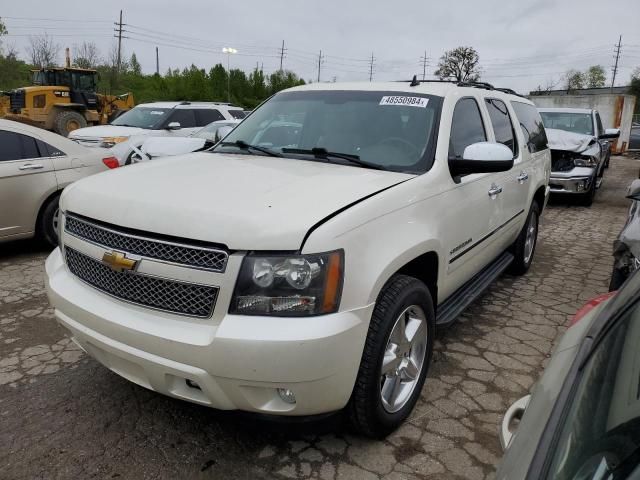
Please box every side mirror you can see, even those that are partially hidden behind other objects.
[166,122,181,130]
[449,142,514,178]
[600,128,620,140]
[628,179,640,198]
[214,125,233,143]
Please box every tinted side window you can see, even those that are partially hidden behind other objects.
[36,139,65,157]
[449,98,486,159]
[0,131,23,161]
[511,102,548,153]
[595,112,604,137]
[168,109,197,128]
[19,134,40,158]
[485,99,516,156]
[195,109,225,126]
[229,110,246,119]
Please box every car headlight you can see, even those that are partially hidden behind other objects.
[100,136,129,148]
[230,250,344,316]
[573,155,598,168]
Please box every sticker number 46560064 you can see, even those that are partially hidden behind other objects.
[379,96,429,108]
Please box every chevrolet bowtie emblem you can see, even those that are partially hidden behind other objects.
[102,251,138,273]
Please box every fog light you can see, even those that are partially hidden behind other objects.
[277,388,296,404]
[576,181,585,191]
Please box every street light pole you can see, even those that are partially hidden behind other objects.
[222,47,237,103]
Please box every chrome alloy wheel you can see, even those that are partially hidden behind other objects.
[523,210,538,264]
[380,305,428,413]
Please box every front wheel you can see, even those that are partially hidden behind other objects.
[38,194,61,247]
[509,201,540,275]
[348,275,434,438]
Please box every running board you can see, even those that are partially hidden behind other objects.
[436,251,514,327]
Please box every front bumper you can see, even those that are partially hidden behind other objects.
[549,167,595,194]
[45,248,371,415]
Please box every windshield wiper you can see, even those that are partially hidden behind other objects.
[281,147,384,170]
[219,140,282,157]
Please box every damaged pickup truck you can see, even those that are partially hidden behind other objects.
[540,108,620,206]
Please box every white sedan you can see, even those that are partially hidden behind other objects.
[0,119,118,246]
[130,120,240,163]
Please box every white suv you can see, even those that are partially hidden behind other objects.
[68,101,246,164]
[46,81,550,437]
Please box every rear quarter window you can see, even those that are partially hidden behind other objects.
[511,102,548,153]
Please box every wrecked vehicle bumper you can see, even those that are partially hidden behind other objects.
[549,167,596,194]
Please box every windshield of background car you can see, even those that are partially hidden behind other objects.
[546,299,640,480]
[540,112,594,136]
[214,90,443,173]
[110,107,171,129]
[229,110,246,119]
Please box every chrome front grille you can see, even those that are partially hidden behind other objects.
[65,215,228,272]
[65,247,218,317]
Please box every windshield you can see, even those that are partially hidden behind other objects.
[110,107,171,129]
[540,112,594,136]
[546,299,640,479]
[193,121,237,141]
[229,110,246,119]
[213,90,442,173]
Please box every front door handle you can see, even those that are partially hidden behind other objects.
[19,163,44,171]
[516,172,529,184]
[488,184,503,198]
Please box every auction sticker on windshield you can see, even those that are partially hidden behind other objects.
[379,96,429,108]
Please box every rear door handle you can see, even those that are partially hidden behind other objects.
[488,184,503,198]
[19,163,44,171]
[516,172,529,184]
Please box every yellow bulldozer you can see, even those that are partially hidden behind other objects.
[0,66,134,136]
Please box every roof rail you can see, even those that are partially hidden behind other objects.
[179,101,191,105]
[494,87,527,98]
[457,81,494,90]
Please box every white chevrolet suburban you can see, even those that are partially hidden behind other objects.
[45,80,550,437]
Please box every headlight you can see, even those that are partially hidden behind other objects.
[230,250,344,316]
[100,136,129,148]
[573,155,598,168]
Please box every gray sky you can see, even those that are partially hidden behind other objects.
[4,0,640,93]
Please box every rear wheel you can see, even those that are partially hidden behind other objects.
[509,201,540,275]
[38,194,61,247]
[348,275,434,438]
[54,110,87,136]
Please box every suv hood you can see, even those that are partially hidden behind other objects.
[69,125,150,139]
[546,128,597,153]
[61,152,413,250]
[140,137,208,158]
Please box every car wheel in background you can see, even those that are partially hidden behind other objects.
[54,110,88,137]
[38,194,61,247]
[580,180,597,207]
[348,274,434,438]
[509,201,540,275]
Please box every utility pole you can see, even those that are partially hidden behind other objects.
[317,50,324,83]
[279,40,286,72]
[368,52,375,82]
[611,35,622,90]
[420,51,429,81]
[114,10,124,74]
[155,46,159,75]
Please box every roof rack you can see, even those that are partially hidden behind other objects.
[399,76,526,97]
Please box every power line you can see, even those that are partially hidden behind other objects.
[368,52,375,82]
[611,35,622,89]
[114,10,125,74]
[279,40,286,71]
[420,50,429,80]
[317,50,324,82]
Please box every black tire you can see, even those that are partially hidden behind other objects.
[54,110,87,136]
[579,182,596,207]
[609,266,627,291]
[38,194,60,247]
[509,201,540,275]
[348,275,435,438]
[604,152,610,169]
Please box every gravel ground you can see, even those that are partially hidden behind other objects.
[1,156,638,480]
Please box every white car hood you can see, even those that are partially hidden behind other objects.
[546,128,597,153]
[141,137,208,158]
[69,125,149,139]
[61,153,413,250]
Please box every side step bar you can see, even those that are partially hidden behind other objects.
[435,251,514,327]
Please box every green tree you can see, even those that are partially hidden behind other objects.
[564,69,584,90]
[208,64,227,101]
[434,46,481,82]
[585,65,606,88]
[130,53,142,76]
